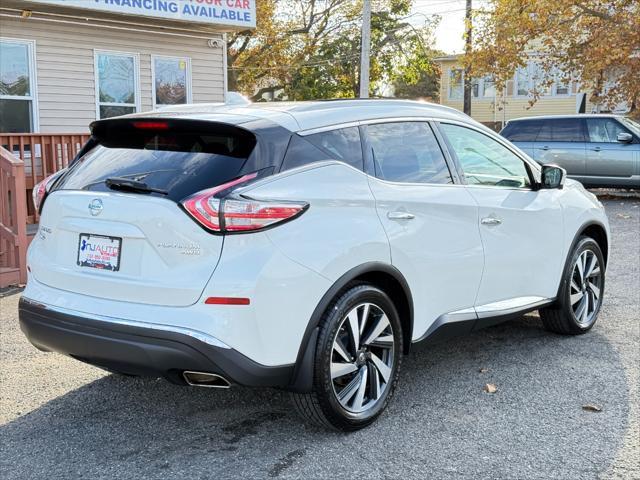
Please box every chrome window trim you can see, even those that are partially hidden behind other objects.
[297,116,544,190]
[297,121,362,136]
[21,297,231,349]
[297,116,438,136]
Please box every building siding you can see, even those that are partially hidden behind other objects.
[437,58,594,128]
[1,16,224,133]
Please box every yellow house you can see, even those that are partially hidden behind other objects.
[435,54,591,131]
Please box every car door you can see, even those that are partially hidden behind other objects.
[363,121,484,340]
[585,117,637,182]
[438,121,565,313]
[533,118,587,177]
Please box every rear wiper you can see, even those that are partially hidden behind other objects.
[105,177,168,195]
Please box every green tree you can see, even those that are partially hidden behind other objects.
[227,0,441,100]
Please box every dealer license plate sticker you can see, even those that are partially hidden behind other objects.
[77,234,122,271]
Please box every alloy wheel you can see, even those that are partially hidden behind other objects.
[570,249,602,326]
[330,302,395,413]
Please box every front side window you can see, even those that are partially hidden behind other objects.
[440,123,531,188]
[587,118,633,143]
[536,118,585,142]
[95,51,139,119]
[153,56,190,106]
[366,122,452,184]
[0,39,36,133]
[449,69,464,100]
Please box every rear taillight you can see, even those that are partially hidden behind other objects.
[32,170,65,212]
[181,174,308,233]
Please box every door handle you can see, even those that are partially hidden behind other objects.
[592,147,601,152]
[481,217,502,226]
[541,146,550,151]
[387,211,415,220]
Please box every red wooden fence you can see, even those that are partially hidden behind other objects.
[0,133,90,223]
[0,146,28,287]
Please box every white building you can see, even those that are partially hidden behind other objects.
[0,0,256,133]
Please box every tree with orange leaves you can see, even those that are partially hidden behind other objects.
[466,0,639,114]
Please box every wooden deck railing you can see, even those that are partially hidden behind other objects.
[0,133,90,222]
[0,146,28,287]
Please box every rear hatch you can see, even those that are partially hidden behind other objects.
[30,118,257,306]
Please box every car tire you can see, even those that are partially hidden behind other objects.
[539,236,605,335]
[292,284,403,431]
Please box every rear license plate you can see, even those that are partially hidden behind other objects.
[77,234,122,271]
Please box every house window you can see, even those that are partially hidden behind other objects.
[472,75,496,99]
[448,68,464,100]
[515,65,529,96]
[152,56,191,107]
[482,76,496,98]
[553,69,570,95]
[0,38,37,133]
[95,51,139,119]
[515,60,572,98]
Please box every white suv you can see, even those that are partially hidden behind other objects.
[19,100,610,431]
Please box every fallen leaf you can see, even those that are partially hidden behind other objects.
[479,368,489,374]
[484,383,497,394]
[616,213,631,219]
[582,404,602,412]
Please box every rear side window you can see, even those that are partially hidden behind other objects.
[501,120,543,141]
[56,120,257,201]
[366,122,452,184]
[281,127,363,171]
[536,118,585,142]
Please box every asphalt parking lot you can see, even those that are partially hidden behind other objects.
[1,196,638,480]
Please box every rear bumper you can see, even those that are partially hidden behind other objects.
[18,297,294,388]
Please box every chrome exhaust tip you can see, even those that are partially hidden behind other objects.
[183,371,231,388]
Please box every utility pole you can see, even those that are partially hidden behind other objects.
[463,0,472,115]
[359,0,371,98]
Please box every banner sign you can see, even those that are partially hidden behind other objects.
[25,0,256,28]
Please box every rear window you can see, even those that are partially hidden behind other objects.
[501,120,543,142]
[55,120,257,201]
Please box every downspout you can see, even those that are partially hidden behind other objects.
[223,33,228,102]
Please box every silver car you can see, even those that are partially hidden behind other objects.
[501,114,640,188]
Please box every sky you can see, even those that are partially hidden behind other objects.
[411,0,487,54]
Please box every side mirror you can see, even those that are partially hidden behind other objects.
[617,132,633,143]
[540,164,566,189]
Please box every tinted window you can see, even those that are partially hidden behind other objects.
[366,122,452,184]
[587,118,632,143]
[282,127,363,172]
[536,118,585,142]
[440,123,531,188]
[501,120,543,141]
[56,120,256,201]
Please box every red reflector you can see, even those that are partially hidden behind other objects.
[205,297,251,305]
[132,121,169,130]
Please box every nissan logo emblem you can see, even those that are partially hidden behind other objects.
[88,199,103,216]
